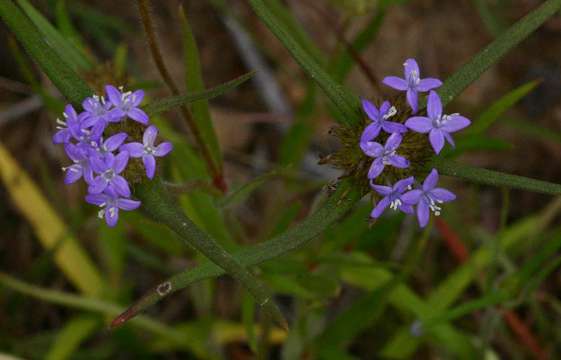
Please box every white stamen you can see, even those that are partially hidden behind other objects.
[383,106,397,120]
[97,209,105,219]
[56,118,66,126]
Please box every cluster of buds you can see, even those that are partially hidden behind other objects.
[361,59,471,227]
[52,85,173,227]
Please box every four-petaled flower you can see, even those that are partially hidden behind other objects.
[360,99,407,143]
[52,105,83,144]
[362,133,409,179]
[91,132,128,158]
[121,125,173,179]
[383,58,442,114]
[89,151,131,197]
[105,85,149,125]
[81,94,121,134]
[402,169,456,227]
[86,189,141,227]
[370,177,415,218]
[405,91,471,154]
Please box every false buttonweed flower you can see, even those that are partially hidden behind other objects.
[320,58,471,227]
[52,85,173,227]
[382,58,442,113]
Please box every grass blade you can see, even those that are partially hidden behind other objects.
[0,144,104,296]
[16,0,92,71]
[143,72,254,116]
[438,0,561,107]
[0,0,92,105]
[247,0,362,127]
[433,159,561,195]
[467,80,539,135]
[180,5,223,168]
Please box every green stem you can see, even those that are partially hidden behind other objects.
[128,178,287,329]
[112,179,362,323]
[433,159,561,195]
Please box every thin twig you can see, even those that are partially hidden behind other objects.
[136,0,225,191]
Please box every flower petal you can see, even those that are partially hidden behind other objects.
[423,169,439,191]
[385,133,402,151]
[403,58,420,78]
[416,199,430,227]
[64,165,83,184]
[406,89,418,113]
[117,198,142,211]
[417,78,442,92]
[88,176,108,194]
[441,114,471,133]
[431,188,456,202]
[429,129,445,154]
[361,98,380,121]
[105,85,122,106]
[111,175,131,197]
[401,189,422,205]
[427,91,442,120]
[381,121,407,134]
[121,142,144,158]
[388,155,409,169]
[360,123,381,144]
[361,141,384,158]
[89,156,107,174]
[154,142,173,157]
[379,101,391,116]
[131,90,145,107]
[104,133,128,151]
[443,131,456,147]
[105,206,119,227]
[64,143,82,161]
[52,129,70,144]
[399,204,414,214]
[371,196,390,218]
[382,76,408,91]
[405,116,433,133]
[368,159,384,179]
[371,184,392,196]
[128,108,149,124]
[394,177,415,192]
[143,155,156,179]
[114,151,129,174]
[85,193,108,206]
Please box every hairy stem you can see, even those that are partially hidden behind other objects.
[136,0,225,191]
[123,178,287,328]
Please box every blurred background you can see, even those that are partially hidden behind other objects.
[1,0,561,359]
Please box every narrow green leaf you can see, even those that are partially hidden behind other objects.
[16,0,92,70]
[180,6,223,168]
[433,159,561,195]
[143,72,254,117]
[505,117,561,145]
[472,0,506,37]
[438,0,561,107]
[0,0,92,105]
[242,293,258,352]
[247,0,362,127]
[467,80,539,134]
[45,316,99,360]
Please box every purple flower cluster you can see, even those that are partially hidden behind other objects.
[362,59,470,227]
[53,85,173,227]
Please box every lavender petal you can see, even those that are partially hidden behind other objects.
[417,78,442,92]
[431,188,456,202]
[423,169,439,191]
[416,199,430,227]
[143,155,156,179]
[441,115,471,133]
[368,159,385,179]
[371,196,391,218]
[154,142,173,157]
[128,108,149,124]
[429,129,445,154]
[382,76,408,91]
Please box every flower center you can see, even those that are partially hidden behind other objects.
[390,198,402,211]
[382,150,396,165]
[144,145,156,155]
[103,169,115,181]
[408,70,420,87]
[425,193,443,216]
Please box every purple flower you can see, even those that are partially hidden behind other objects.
[402,169,456,227]
[62,143,94,184]
[105,85,149,125]
[86,189,141,227]
[52,105,82,144]
[360,99,407,143]
[370,177,415,218]
[405,91,471,154]
[89,132,128,158]
[81,94,121,134]
[89,151,131,197]
[382,58,442,113]
[121,125,173,179]
[361,133,409,179]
